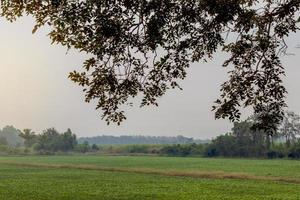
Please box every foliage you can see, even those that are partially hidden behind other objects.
[78,135,197,145]
[0,145,30,155]
[204,134,236,157]
[74,141,91,153]
[91,144,100,151]
[19,129,37,148]
[204,114,300,159]
[278,111,300,147]
[205,120,269,157]
[0,126,23,147]
[2,116,300,158]
[0,137,8,146]
[97,144,160,155]
[1,1,299,129]
[34,128,77,153]
[205,120,267,157]
[287,139,300,158]
[160,143,206,156]
[264,142,285,159]
[232,120,267,156]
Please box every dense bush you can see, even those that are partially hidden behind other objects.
[0,145,30,155]
[96,144,163,155]
[74,142,91,153]
[267,151,285,159]
[287,140,300,159]
[160,144,207,157]
[204,134,236,157]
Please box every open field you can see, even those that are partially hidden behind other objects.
[0,156,300,200]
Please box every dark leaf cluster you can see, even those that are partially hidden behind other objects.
[1,0,299,130]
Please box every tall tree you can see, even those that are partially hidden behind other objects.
[279,111,300,147]
[62,128,77,151]
[232,120,267,156]
[35,128,77,152]
[19,129,37,148]
[1,1,299,130]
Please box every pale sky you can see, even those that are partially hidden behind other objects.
[0,17,299,139]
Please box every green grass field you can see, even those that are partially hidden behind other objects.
[0,155,299,200]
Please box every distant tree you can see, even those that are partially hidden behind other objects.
[206,134,237,157]
[37,128,61,152]
[61,129,77,151]
[231,121,252,156]
[247,114,276,149]
[36,128,77,152]
[279,111,300,147]
[232,120,267,156]
[0,126,23,146]
[19,129,37,148]
[1,1,299,129]
[206,120,268,158]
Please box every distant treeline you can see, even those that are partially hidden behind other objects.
[172,111,300,159]
[1,110,300,159]
[78,135,209,145]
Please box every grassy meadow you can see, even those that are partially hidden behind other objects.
[0,155,300,200]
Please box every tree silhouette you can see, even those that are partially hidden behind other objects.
[1,0,299,130]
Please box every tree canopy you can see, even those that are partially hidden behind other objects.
[0,125,23,146]
[19,129,36,148]
[1,0,299,131]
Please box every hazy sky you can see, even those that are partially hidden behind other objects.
[0,17,299,139]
